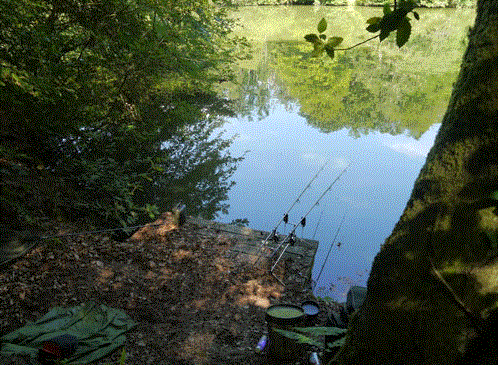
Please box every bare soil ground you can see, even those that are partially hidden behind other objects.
[0,215,341,365]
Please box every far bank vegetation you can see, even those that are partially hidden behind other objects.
[230,0,475,8]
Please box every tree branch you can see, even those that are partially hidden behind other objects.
[334,34,379,51]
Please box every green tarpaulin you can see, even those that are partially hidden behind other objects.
[0,302,137,364]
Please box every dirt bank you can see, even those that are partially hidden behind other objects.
[0,216,340,365]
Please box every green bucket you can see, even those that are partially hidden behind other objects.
[265,304,306,360]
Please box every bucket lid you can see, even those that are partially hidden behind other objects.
[301,300,320,316]
[266,304,304,325]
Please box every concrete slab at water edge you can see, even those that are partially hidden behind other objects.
[189,216,319,288]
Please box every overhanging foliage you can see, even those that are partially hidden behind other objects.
[0,0,248,228]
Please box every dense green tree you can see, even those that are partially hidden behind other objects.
[0,0,248,228]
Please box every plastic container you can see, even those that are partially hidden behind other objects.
[255,334,268,353]
[301,300,320,326]
[310,351,321,365]
[265,304,305,360]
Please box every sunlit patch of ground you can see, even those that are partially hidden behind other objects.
[0,217,327,364]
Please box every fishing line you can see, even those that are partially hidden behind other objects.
[270,162,352,273]
[0,223,164,267]
[311,207,325,240]
[253,160,329,265]
[265,160,328,241]
[38,224,161,240]
[313,213,346,290]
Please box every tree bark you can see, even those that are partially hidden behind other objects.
[333,0,497,363]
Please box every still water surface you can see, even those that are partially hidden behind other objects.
[213,6,474,301]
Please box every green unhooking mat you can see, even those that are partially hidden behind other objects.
[0,302,137,364]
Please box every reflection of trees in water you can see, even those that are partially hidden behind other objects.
[149,119,244,220]
[224,37,460,138]
[268,40,458,138]
[226,67,274,120]
[47,92,243,226]
[129,91,244,221]
[221,41,297,120]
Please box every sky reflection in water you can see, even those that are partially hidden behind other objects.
[208,5,472,302]
[216,100,440,301]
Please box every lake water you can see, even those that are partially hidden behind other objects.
[212,5,474,301]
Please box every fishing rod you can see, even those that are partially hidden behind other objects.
[312,213,346,290]
[253,160,329,265]
[267,160,329,240]
[270,162,351,274]
[311,207,325,240]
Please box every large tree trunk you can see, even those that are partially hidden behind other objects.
[334,0,497,363]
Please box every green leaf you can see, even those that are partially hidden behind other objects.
[413,11,420,20]
[119,348,127,365]
[294,327,348,337]
[327,36,343,48]
[396,17,411,48]
[379,8,406,34]
[383,2,391,15]
[273,329,324,348]
[319,34,327,40]
[399,0,418,11]
[366,23,381,33]
[325,45,335,58]
[317,18,327,33]
[379,29,390,41]
[366,17,382,25]
[326,337,346,348]
[139,173,153,181]
[305,33,320,43]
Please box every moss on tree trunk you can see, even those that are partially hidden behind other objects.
[333,0,497,363]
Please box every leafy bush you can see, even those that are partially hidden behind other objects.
[0,0,248,228]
